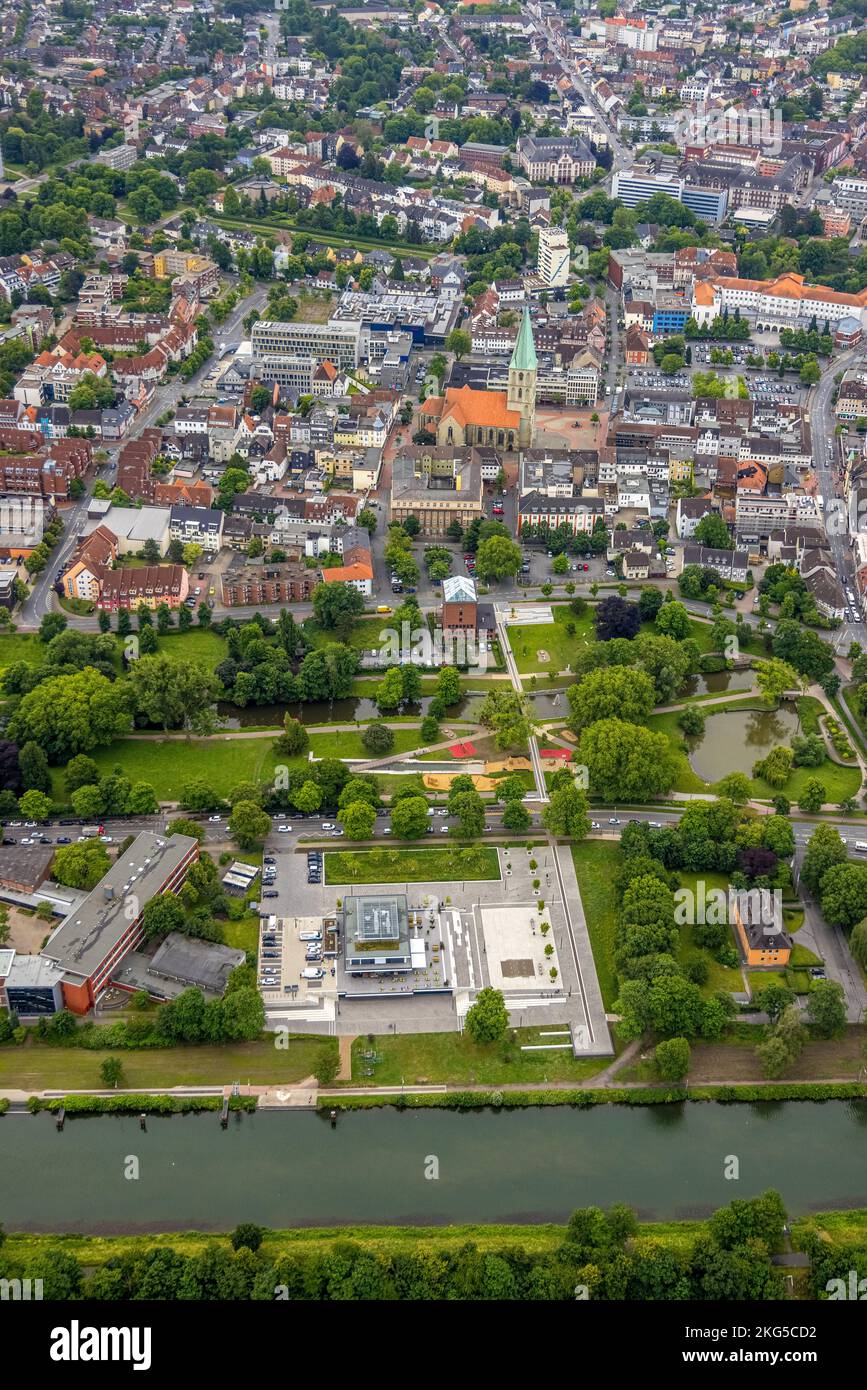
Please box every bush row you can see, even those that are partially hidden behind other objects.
[27,1094,258,1116]
[318,1080,867,1111]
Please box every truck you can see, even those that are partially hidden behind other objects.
[81,826,101,839]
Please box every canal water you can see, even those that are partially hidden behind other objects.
[3,1102,867,1232]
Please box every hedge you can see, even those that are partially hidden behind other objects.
[318,1081,867,1112]
[30,1094,258,1116]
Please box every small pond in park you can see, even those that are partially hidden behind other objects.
[679,668,756,699]
[684,706,802,783]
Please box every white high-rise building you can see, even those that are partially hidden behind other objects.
[537,226,570,289]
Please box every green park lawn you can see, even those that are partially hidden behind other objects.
[221,912,261,957]
[308,728,425,759]
[570,839,620,1009]
[347,1028,616,1087]
[0,631,46,670]
[0,1034,328,1091]
[48,736,293,803]
[746,970,789,998]
[508,605,595,674]
[303,616,389,653]
[153,629,227,668]
[324,846,501,884]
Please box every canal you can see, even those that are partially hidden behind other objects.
[3,1102,867,1232]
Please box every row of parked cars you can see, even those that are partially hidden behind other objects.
[307,850,323,884]
[259,916,283,990]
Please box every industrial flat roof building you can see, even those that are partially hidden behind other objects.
[344,893,413,974]
[41,830,199,1014]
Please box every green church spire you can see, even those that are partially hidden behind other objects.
[510,306,537,372]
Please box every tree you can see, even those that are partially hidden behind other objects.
[655,600,691,641]
[752,745,793,789]
[63,755,99,795]
[126,782,159,815]
[654,1037,690,1081]
[141,892,187,941]
[18,788,52,821]
[291,780,323,815]
[716,772,751,804]
[476,688,531,750]
[806,979,847,1038]
[450,788,485,838]
[38,612,67,644]
[127,656,220,733]
[445,328,471,360]
[678,705,705,736]
[312,581,364,637]
[760,983,797,1025]
[338,800,376,840]
[693,513,732,550]
[71,783,105,819]
[502,799,530,831]
[819,862,867,930]
[312,1046,340,1086]
[474,535,522,583]
[464,987,509,1045]
[9,669,132,761]
[594,596,640,641]
[390,795,429,839]
[375,666,405,712]
[753,658,799,706]
[275,715,309,759]
[52,840,111,890]
[579,719,674,802]
[229,800,271,850]
[18,740,51,793]
[802,824,847,894]
[567,666,655,732]
[798,778,826,815]
[230,1224,265,1253]
[436,666,462,707]
[138,623,158,655]
[362,720,395,755]
[100,1056,125,1088]
[542,784,591,839]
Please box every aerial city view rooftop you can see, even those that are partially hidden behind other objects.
[1,0,867,1346]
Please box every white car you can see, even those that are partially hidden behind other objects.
[277,825,292,834]
[208,815,221,823]
[24,822,36,829]
[21,837,33,845]
[321,822,335,831]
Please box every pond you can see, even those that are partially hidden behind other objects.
[679,668,756,699]
[685,706,803,783]
[4,1101,867,1232]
